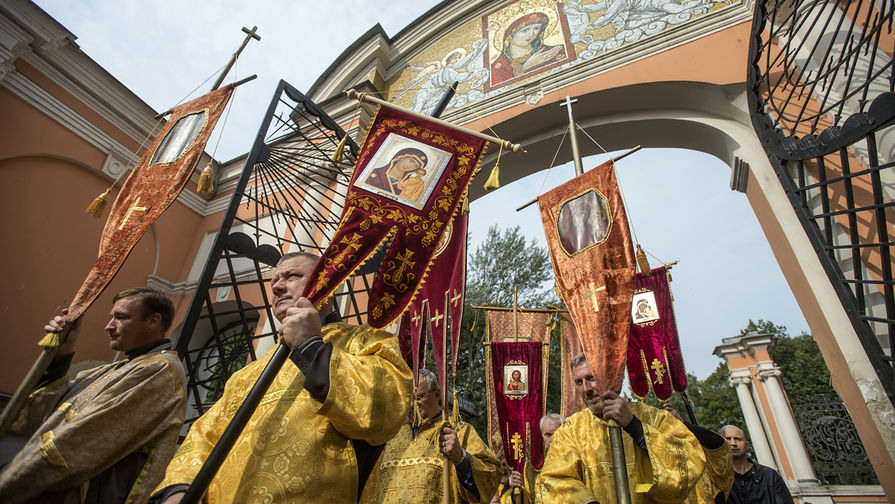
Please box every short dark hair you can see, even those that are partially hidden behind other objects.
[113,288,175,332]
[276,251,320,266]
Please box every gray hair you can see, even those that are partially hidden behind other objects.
[540,413,564,431]
[417,368,439,393]
[719,424,746,439]
[276,251,320,266]
[570,352,588,372]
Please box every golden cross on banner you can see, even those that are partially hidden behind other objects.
[411,310,421,325]
[118,197,147,230]
[431,308,444,325]
[651,359,666,385]
[510,432,524,460]
[334,232,363,264]
[450,289,462,308]
[583,281,606,312]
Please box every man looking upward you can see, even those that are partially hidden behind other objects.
[152,252,412,503]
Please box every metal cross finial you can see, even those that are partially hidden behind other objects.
[211,26,261,91]
[560,95,584,176]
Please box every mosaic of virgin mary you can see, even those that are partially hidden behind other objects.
[490,11,567,87]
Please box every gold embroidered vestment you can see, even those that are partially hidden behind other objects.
[157,322,412,503]
[362,421,501,503]
[0,349,186,504]
[536,402,705,504]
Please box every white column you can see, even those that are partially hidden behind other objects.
[730,374,777,469]
[756,366,820,485]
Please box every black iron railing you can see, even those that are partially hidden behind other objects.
[747,0,894,404]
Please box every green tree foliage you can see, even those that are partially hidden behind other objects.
[451,225,557,435]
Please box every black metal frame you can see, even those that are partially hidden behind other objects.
[747,0,894,403]
[173,81,367,426]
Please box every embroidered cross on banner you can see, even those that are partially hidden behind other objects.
[511,432,523,461]
[651,358,665,385]
[583,281,606,312]
[118,197,147,230]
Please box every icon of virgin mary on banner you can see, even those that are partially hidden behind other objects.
[537,159,636,394]
[301,105,488,328]
[626,265,688,400]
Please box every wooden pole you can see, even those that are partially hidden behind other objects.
[345,89,525,154]
[442,291,451,503]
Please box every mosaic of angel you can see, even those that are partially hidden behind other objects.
[394,38,489,115]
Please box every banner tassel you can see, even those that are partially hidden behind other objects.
[451,389,460,425]
[461,195,470,214]
[331,134,348,163]
[483,143,503,191]
[636,243,650,274]
[197,162,215,195]
[85,188,112,217]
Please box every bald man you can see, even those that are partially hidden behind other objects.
[721,425,793,504]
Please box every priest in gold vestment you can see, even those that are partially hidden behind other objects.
[663,403,733,504]
[0,288,186,504]
[362,369,501,503]
[151,252,412,503]
[536,354,705,503]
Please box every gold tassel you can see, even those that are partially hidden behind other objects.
[197,162,215,194]
[483,162,500,191]
[451,389,460,425]
[461,196,470,214]
[85,188,112,217]
[331,134,348,163]
[413,401,422,429]
[38,332,61,348]
[636,244,650,274]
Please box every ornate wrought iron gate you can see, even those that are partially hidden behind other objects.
[173,81,371,426]
[747,0,894,404]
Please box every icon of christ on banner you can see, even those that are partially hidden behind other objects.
[504,364,528,396]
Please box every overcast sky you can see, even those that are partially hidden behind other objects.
[36,0,810,380]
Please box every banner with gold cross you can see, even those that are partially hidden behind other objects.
[302,105,487,328]
[626,265,688,400]
[489,341,546,473]
[398,212,468,386]
[65,85,235,322]
[484,309,550,470]
[537,159,636,394]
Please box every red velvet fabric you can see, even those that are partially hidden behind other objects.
[537,160,635,394]
[490,341,545,471]
[398,213,468,384]
[303,106,486,329]
[66,86,235,322]
[626,266,688,400]
[559,313,585,417]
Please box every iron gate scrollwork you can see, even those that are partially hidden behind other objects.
[746,0,895,405]
[789,394,878,484]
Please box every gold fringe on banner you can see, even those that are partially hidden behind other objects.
[85,188,112,217]
[197,162,215,194]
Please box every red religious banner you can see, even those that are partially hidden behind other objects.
[559,312,584,417]
[537,159,636,393]
[398,212,468,383]
[484,310,550,459]
[626,265,688,400]
[489,341,546,472]
[302,106,487,327]
[65,85,235,322]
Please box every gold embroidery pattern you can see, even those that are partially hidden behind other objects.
[381,456,444,470]
[39,431,71,481]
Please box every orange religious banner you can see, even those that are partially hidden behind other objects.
[537,159,635,393]
[66,85,235,322]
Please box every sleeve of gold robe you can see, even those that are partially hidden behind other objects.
[154,361,245,490]
[534,421,598,504]
[456,423,502,503]
[635,406,706,503]
[0,358,185,503]
[316,325,412,445]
